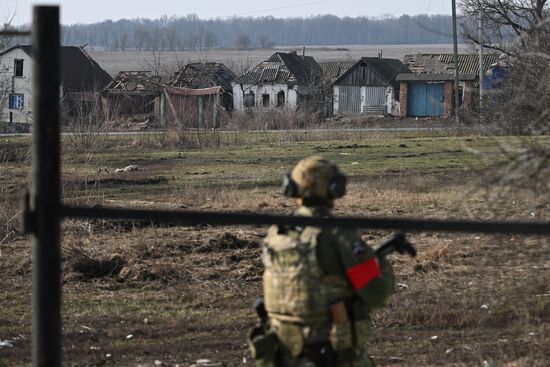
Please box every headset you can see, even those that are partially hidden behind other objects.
[282,171,347,199]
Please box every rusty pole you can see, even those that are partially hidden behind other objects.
[452,0,460,123]
[31,6,61,367]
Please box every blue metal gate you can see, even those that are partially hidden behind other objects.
[408,83,445,117]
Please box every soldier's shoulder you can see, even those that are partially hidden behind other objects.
[328,227,363,243]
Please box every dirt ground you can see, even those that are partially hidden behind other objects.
[0,131,548,366]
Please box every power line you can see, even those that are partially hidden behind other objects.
[426,0,434,13]
[219,0,332,18]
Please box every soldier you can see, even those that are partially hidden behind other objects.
[249,156,398,367]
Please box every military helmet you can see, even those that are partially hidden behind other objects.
[282,156,347,201]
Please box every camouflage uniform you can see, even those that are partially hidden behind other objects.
[250,157,396,367]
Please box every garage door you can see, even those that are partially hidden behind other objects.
[338,86,361,113]
[362,86,386,114]
[408,83,445,117]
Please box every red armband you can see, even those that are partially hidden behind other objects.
[346,257,382,291]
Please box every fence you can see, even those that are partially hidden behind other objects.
[16,6,550,367]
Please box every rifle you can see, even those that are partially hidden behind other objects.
[254,297,268,325]
[375,232,416,258]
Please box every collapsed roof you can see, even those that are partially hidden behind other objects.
[103,71,167,95]
[167,62,236,93]
[403,53,501,75]
[232,52,322,86]
[319,61,356,83]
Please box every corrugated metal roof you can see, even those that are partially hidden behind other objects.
[396,73,477,81]
[232,52,321,86]
[319,61,356,82]
[438,54,501,74]
[403,53,501,75]
[167,62,236,93]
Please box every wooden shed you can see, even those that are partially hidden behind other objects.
[163,62,235,128]
[331,57,410,116]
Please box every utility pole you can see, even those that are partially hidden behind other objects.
[479,8,484,108]
[31,6,61,367]
[452,0,460,124]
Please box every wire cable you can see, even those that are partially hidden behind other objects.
[219,0,332,18]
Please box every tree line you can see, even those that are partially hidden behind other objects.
[60,14,458,51]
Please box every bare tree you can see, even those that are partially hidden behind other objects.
[235,33,251,50]
[134,26,149,50]
[166,23,178,51]
[203,30,217,49]
[460,0,550,197]
[460,0,549,52]
[258,34,273,49]
[460,0,550,133]
[184,32,199,51]
[119,32,128,51]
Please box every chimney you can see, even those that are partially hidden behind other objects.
[379,49,383,59]
[302,46,306,58]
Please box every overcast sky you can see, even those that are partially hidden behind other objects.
[3,0,453,25]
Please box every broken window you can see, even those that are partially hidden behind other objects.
[14,59,23,77]
[244,92,255,107]
[9,94,24,109]
[262,93,270,108]
[277,91,285,107]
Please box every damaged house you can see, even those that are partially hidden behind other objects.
[0,44,111,124]
[101,71,166,123]
[330,57,410,116]
[163,62,236,128]
[318,61,355,116]
[396,53,500,117]
[232,51,322,112]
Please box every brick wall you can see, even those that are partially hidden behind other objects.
[399,81,408,117]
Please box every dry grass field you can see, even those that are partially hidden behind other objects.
[0,129,548,366]
[88,44,470,76]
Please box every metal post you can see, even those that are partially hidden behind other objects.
[198,95,204,128]
[479,9,484,106]
[213,94,219,128]
[31,6,61,367]
[452,0,460,123]
[160,92,165,128]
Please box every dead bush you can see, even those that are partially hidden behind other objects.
[0,140,29,243]
[227,108,322,131]
[195,232,260,252]
[69,253,126,280]
[63,92,107,153]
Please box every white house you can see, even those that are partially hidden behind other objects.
[0,45,112,124]
[231,51,322,112]
[0,46,32,124]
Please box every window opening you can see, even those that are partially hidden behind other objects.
[14,59,24,77]
[244,92,255,107]
[9,93,24,109]
[277,91,285,107]
[262,93,270,108]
